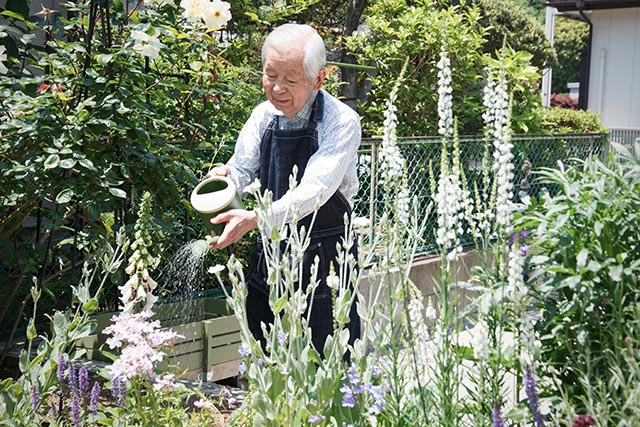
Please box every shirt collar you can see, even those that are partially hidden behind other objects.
[275,90,319,123]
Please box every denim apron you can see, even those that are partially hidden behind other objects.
[245,92,361,355]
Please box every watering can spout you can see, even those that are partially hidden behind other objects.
[190,176,244,237]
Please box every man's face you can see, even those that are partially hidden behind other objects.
[262,45,324,118]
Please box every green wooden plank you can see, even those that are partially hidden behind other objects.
[170,323,204,340]
[208,332,241,348]
[158,352,203,371]
[168,339,204,355]
[207,344,242,365]
[204,316,240,336]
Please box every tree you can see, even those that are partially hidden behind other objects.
[474,0,557,71]
[346,0,487,136]
[551,18,589,94]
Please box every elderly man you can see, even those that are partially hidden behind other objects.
[207,23,361,355]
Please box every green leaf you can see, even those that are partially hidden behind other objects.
[42,284,56,299]
[77,109,90,122]
[56,188,74,204]
[96,53,114,65]
[109,188,127,198]
[2,6,27,21]
[79,158,96,170]
[576,248,589,269]
[189,61,204,71]
[59,158,77,169]
[26,319,37,340]
[273,296,286,314]
[74,284,89,304]
[44,154,60,169]
[52,312,68,337]
[82,298,99,314]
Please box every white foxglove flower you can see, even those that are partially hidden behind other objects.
[379,89,405,186]
[121,193,159,314]
[507,244,527,299]
[396,187,410,226]
[484,70,514,232]
[471,320,489,360]
[437,47,454,138]
[424,299,437,321]
[407,298,431,370]
[435,169,464,264]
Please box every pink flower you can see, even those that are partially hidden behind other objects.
[104,309,183,380]
[193,398,215,410]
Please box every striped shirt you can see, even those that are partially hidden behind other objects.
[227,89,362,230]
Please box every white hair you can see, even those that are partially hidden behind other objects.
[261,23,326,80]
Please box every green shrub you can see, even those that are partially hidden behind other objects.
[522,142,640,407]
[539,107,608,134]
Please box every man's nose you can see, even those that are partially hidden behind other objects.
[272,80,287,92]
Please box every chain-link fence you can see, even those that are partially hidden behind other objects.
[354,133,609,253]
[0,132,609,346]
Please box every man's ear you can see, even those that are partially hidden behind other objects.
[313,69,326,90]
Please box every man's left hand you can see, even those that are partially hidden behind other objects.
[208,209,258,250]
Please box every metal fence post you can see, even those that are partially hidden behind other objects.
[369,141,378,244]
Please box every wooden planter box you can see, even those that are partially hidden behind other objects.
[76,298,242,382]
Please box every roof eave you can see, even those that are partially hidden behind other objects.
[546,0,640,12]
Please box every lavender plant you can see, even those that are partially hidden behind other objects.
[0,231,128,426]
[216,172,383,426]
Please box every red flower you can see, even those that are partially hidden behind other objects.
[572,415,596,427]
[36,83,65,94]
[37,83,51,93]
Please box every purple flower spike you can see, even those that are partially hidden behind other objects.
[31,385,41,412]
[71,389,81,427]
[57,355,67,387]
[492,400,505,427]
[111,376,126,407]
[89,381,101,415]
[79,367,89,395]
[524,365,544,427]
[340,385,356,407]
[68,364,77,390]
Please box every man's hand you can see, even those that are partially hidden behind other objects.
[207,164,231,177]
[208,209,257,250]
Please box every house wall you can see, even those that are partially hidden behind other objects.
[589,7,640,129]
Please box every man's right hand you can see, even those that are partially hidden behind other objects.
[207,164,231,177]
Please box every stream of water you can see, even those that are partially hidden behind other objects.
[156,239,213,323]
